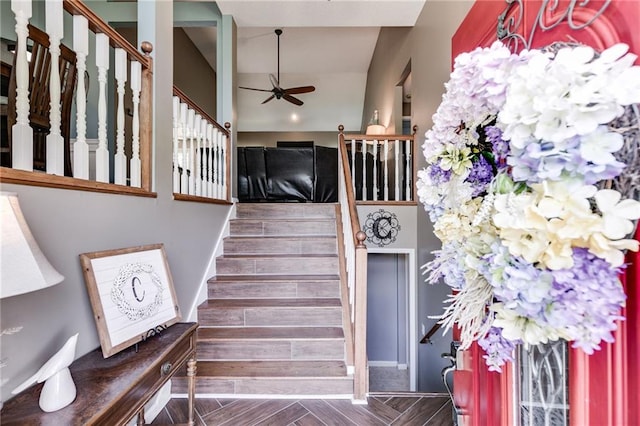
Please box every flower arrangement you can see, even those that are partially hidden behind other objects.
[417,41,640,371]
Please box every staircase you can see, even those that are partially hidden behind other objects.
[179,203,353,397]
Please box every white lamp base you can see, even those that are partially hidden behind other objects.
[39,367,77,412]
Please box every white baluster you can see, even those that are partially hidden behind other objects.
[350,139,356,199]
[72,15,89,179]
[372,140,378,201]
[394,139,400,201]
[10,0,33,171]
[45,0,64,175]
[219,131,226,199]
[95,33,110,182]
[213,127,221,199]
[384,139,389,201]
[180,103,188,194]
[405,139,411,201]
[114,48,127,185]
[129,61,141,188]
[201,120,208,197]
[206,124,214,198]
[187,109,195,195]
[194,114,202,196]
[216,131,227,199]
[362,140,367,201]
[172,97,180,193]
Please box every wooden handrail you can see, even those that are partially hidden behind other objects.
[420,322,442,344]
[338,125,363,244]
[173,87,229,135]
[63,0,151,68]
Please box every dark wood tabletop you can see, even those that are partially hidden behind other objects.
[1,322,198,426]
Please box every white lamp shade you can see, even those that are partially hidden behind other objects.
[1,192,64,298]
[366,124,386,135]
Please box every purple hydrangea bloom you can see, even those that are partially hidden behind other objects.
[478,327,519,372]
[549,248,626,354]
[507,134,626,185]
[466,155,494,197]
[427,162,452,185]
[482,244,554,320]
[485,125,509,170]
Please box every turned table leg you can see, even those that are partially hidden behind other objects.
[187,357,197,426]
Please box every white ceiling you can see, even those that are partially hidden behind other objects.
[211,0,426,132]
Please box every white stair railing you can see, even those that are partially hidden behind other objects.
[5,0,154,192]
[340,126,417,203]
[172,87,230,202]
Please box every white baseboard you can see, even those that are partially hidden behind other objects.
[369,361,399,368]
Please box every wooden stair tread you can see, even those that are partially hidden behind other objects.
[220,254,338,259]
[209,274,339,282]
[235,207,337,220]
[198,327,344,341]
[195,360,348,378]
[225,235,336,240]
[200,298,342,308]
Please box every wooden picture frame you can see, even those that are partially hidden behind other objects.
[80,244,182,357]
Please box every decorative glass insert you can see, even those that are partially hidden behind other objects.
[517,341,569,426]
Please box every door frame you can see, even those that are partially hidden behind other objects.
[368,248,417,391]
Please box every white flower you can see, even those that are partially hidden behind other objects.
[579,126,624,165]
[594,189,640,240]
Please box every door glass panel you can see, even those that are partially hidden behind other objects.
[518,341,569,426]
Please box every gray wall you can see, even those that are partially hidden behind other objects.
[174,27,217,119]
[361,1,474,391]
[0,1,231,404]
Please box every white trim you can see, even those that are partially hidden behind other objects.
[369,361,399,368]
[185,202,235,322]
[182,393,354,400]
[367,248,417,392]
[397,363,408,370]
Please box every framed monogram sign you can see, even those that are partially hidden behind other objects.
[80,244,181,357]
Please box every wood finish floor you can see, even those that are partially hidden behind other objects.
[151,394,453,426]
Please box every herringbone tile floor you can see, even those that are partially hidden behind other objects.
[152,394,453,425]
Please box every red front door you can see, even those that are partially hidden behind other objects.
[450,1,640,424]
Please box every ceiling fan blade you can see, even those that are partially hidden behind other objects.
[239,86,273,93]
[283,94,304,106]
[283,86,316,95]
[262,94,276,104]
[269,74,281,90]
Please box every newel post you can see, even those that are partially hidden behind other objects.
[354,230,368,402]
[140,41,153,192]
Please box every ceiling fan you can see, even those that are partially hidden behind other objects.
[239,29,315,106]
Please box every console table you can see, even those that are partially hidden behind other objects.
[1,322,198,425]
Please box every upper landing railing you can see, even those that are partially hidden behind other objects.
[1,0,154,196]
[172,87,231,203]
[338,125,418,204]
[1,0,231,203]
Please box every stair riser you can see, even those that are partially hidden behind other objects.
[216,257,338,276]
[208,281,340,299]
[197,340,345,361]
[236,204,336,220]
[198,307,343,327]
[223,238,337,255]
[229,220,336,237]
[174,378,354,396]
